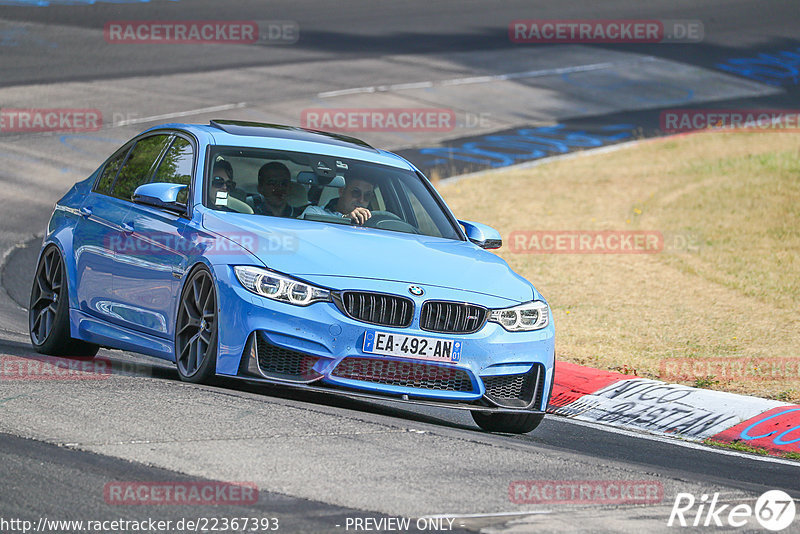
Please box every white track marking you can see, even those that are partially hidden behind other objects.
[112,102,248,127]
[317,57,656,98]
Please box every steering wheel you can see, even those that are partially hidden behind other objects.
[362,211,419,234]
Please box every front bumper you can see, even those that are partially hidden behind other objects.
[235,372,547,416]
[212,265,555,412]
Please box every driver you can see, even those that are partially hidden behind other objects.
[300,177,374,224]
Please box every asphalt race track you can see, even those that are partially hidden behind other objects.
[1,1,799,532]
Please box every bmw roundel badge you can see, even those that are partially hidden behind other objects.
[408,285,424,296]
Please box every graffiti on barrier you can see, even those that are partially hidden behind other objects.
[415,123,635,171]
[740,407,800,448]
[554,378,741,439]
[716,47,800,86]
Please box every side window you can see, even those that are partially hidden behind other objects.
[153,137,193,205]
[109,134,171,201]
[94,142,133,195]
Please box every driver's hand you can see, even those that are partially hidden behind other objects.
[346,207,371,225]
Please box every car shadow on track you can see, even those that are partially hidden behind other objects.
[226,377,481,432]
[0,335,480,433]
[0,336,178,381]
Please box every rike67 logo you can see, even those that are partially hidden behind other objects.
[668,490,796,531]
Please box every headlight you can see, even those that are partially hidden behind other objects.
[234,266,331,306]
[488,301,549,331]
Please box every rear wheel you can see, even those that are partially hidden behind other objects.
[29,245,99,358]
[471,411,544,434]
[175,266,218,383]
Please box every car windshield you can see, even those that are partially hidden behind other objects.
[205,146,461,240]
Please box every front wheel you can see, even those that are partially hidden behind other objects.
[175,266,218,383]
[471,411,544,434]
[29,245,99,358]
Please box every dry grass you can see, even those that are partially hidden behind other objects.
[438,132,800,402]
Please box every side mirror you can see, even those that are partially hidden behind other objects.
[132,183,188,214]
[459,220,502,249]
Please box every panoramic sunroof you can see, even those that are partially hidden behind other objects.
[209,119,376,152]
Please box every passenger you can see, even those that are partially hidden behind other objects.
[300,176,374,224]
[252,162,303,218]
[208,158,252,213]
[208,159,235,207]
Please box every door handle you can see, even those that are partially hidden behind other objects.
[121,222,134,234]
[79,206,93,218]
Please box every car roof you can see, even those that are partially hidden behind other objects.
[144,120,415,171]
[210,119,376,150]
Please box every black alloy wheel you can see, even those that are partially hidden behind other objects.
[29,245,99,357]
[175,266,218,383]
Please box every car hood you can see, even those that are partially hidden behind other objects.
[202,212,535,302]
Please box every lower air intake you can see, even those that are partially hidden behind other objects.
[332,357,474,392]
[482,364,545,409]
[256,332,320,381]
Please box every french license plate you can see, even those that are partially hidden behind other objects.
[363,330,461,363]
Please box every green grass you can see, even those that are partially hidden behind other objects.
[440,132,800,402]
[704,439,800,461]
[703,439,771,456]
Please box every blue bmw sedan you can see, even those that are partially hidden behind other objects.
[29,120,554,433]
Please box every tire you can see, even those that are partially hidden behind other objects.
[471,411,544,434]
[29,245,99,358]
[174,265,218,383]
